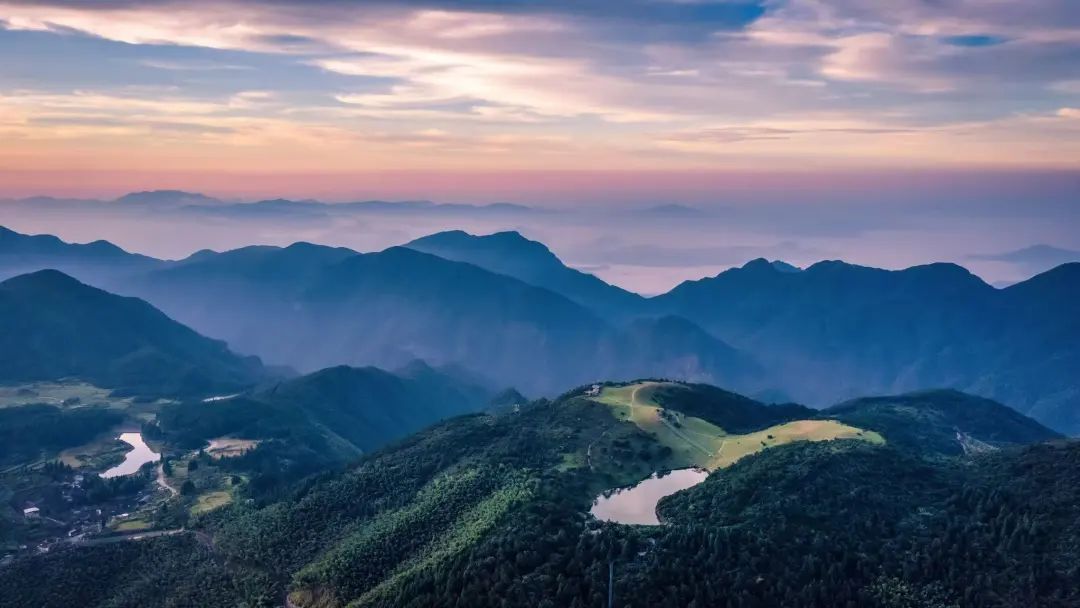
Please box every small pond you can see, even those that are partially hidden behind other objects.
[101,432,161,478]
[590,468,709,525]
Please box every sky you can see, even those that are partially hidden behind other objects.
[0,0,1078,291]
[0,0,1079,201]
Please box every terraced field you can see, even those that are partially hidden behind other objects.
[592,382,883,470]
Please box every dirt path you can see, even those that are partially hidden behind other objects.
[156,463,178,496]
[630,384,713,458]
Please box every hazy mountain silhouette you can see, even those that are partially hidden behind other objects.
[0,225,1076,432]
[122,243,759,396]
[114,190,224,207]
[405,230,644,316]
[0,225,159,284]
[653,258,1080,433]
[0,270,265,396]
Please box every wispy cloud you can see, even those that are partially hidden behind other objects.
[0,0,1078,175]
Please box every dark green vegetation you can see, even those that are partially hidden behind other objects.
[648,380,813,434]
[0,535,237,608]
[2,381,1072,608]
[0,404,122,465]
[828,389,1062,456]
[0,270,266,398]
[155,363,494,493]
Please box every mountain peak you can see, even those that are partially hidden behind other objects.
[408,229,552,255]
[0,268,85,290]
[115,190,221,206]
[740,258,776,272]
[404,230,642,315]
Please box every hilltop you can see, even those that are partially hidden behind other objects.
[0,270,266,397]
[405,230,644,316]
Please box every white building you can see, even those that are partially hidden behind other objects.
[23,507,40,519]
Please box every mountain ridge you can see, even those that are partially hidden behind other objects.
[0,269,267,397]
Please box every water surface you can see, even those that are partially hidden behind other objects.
[101,432,161,478]
[590,468,708,525]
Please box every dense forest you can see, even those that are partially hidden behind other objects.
[1,383,1075,608]
[0,404,122,465]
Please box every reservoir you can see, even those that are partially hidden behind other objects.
[101,432,161,478]
[590,468,709,525]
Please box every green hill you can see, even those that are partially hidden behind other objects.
[0,270,266,397]
[8,380,1071,607]
[157,363,493,457]
[827,389,1062,456]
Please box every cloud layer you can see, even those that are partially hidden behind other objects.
[0,0,1078,193]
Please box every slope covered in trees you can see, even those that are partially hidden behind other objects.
[155,363,496,487]
[827,389,1062,456]
[0,270,266,397]
[2,381,1072,608]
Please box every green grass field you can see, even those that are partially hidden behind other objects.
[191,490,233,515]
[111,516,154,532]
[0,381,120,409]
[592,382,883,470]
[0,380,173,425]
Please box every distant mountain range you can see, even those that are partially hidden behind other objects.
[0,226,158,285]
[121,242,760,396]
[652,257,1080,434]
[0,225,1077,434]
[1,189,539,218]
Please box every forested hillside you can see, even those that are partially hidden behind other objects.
[0,270,266,397]
[2,381,1072,608]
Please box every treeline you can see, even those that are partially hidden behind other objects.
[0,404,122,465]
[384,441,1079,608]
[0,534,238,608]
